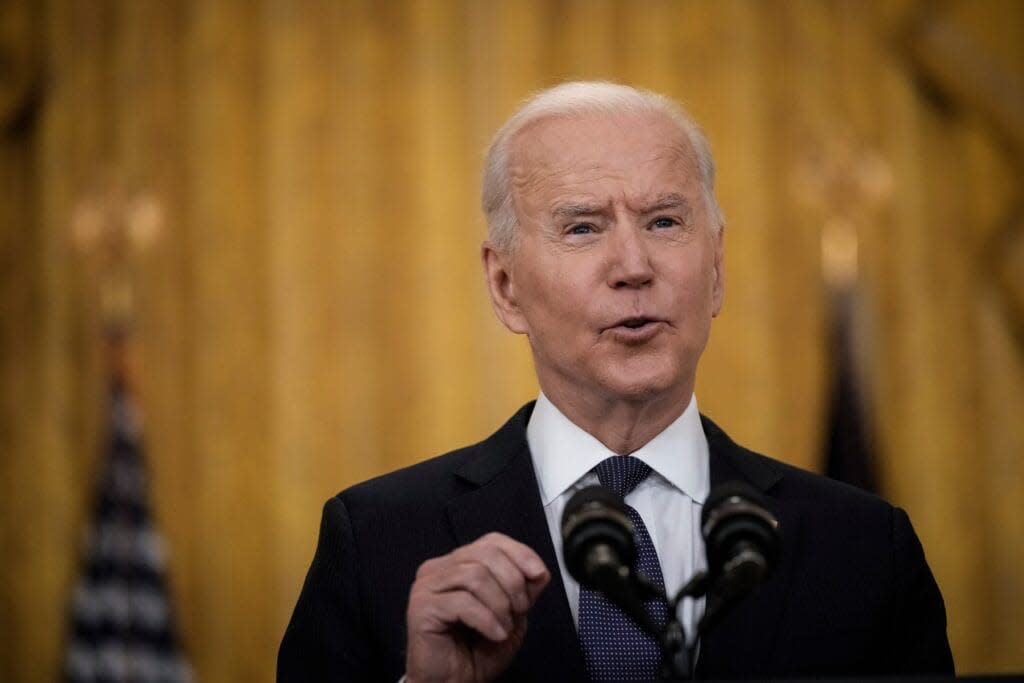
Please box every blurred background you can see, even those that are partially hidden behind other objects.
[1,0,1023,680]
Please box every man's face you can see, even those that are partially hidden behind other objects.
[484,110,724,410]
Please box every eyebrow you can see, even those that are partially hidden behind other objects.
[551,194,692,219]
[552,201,607,219]
[640,193,690,214]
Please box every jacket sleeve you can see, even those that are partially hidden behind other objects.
[278,496,376,681]
[887,506,955,674]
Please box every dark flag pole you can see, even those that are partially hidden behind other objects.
[64,185,193,682]
[822,288,878,493]
[791,132,891,493]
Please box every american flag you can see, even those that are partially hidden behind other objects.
[64,381,194,682]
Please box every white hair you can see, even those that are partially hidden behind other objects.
[481,81,724,253]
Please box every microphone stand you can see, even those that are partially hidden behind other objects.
[659,567,759,679]
[626,569,713,680]
[662,570,713,679]
[593,561,757,678]
[579,542,702,679]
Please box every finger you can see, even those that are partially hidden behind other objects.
[457,542,534,614]
[416,533,550,613]
[428,561,515,631]
[458,532,552,614]
[427,532,546,582]
[477,532,548,582]
[421,589,511,642]
[479,535,551,608]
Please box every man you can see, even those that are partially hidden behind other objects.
[278,82,953,681]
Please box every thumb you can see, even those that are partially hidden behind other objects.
[524,570,550,605]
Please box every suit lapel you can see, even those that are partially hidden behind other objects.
[695,416,803,678]
[445,404,588,681]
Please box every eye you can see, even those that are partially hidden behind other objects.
[652,216,679,229]
[567,223,595,235]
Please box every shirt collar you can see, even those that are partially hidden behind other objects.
[526,391,710,506]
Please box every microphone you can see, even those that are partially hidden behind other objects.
[701,481,781,602]
[561,485,636,595]
[561,486,664,634]
[562,481,780,678]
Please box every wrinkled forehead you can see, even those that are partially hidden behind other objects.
[506,110,701,201]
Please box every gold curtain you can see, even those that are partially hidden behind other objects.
[1,0,1022,679]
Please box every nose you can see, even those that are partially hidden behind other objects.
[606,225,654,289]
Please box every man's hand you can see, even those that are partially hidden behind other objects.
[405,532,550,683]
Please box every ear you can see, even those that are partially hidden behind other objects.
[710,226,725,318]
[481,240,529,334]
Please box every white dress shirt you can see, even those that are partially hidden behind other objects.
[526,391,709,644]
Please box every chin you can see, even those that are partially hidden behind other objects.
[598,368,682,403]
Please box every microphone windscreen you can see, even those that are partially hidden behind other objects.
[701,481,781,583]
[561,485,634,586]
[563,484,629,525]
[701,481,769,527]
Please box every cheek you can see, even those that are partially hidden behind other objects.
[525,258,591,310]
[667,264,717,315]
[519,274,597,345]
[534,278,586,321]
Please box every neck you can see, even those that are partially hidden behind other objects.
[541,383,693,455]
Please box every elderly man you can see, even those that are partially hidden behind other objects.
[278,82,953,682]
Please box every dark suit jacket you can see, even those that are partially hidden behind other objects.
[278,403,954,680]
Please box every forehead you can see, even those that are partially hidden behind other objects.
[507,110,699,207]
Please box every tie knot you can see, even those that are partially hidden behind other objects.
[594,456,652,498]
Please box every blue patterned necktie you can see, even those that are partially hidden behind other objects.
[578,456,670,681]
